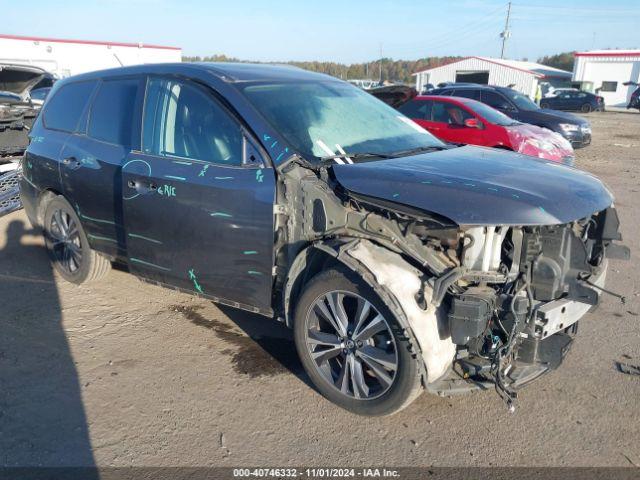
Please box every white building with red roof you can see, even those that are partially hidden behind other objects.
[572,50,640,107]
[413,56,572,99]
[0,33,181,78]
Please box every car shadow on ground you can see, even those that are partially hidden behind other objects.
[0,216,96,470]
[172,300,310,386]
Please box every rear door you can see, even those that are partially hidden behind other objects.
[122,76,276,311]
[60,76,144,259]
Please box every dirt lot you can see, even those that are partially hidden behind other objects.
[1,111,639,468]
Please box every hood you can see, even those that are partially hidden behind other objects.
[0,64,48,99]
[331,145,612,226]
[519,107,589,125]
[368,85,417,109]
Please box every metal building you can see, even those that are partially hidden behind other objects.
[0,33,182,79]
[413,56,572,98]
[572,50,640,107]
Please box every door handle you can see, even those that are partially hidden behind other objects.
[127,179,157,194]
[62,156,81,169]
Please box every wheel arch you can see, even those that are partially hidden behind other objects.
[284,238,456,385]
[35,188,63,228]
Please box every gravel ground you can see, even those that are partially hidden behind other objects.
[1,111,639,468]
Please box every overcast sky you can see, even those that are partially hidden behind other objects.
[3,0,639,63]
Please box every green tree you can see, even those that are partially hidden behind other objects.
[537,52,575,72]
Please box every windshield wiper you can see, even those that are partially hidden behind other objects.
[320,152,394,162]
[384,145,450,158]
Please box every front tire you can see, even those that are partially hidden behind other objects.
[43,196,111,284]
[540,102,550,109]
[293,267,422,416]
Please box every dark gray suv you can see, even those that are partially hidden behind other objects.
[20,63,627,415]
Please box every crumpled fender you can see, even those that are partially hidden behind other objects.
[346,241,456,383]
[284,239,456,383]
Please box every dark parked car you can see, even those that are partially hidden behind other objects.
[21,64,627,415]
[540,90,604,112]
[430,84,593,148]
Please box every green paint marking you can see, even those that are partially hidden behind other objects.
[210,212,233,218]
[420,180,432,184]
[247,270,263,275]
[128,233,162,244]
[198,164,210,177]
[392,193,400,198]
[256,169,264,183]
[512,194,520,199]
[188,268,204,293]
[464,183,476,187]
[488,187,499,192]
[270,140,278,149]
[164,175,186,181]
[214,176,234,180]
[243,250,258,255]
[157,184,176,197]
[88,234,117,243]
[130,257,171,271]
[80,213,116,225]
[539,206,546,213]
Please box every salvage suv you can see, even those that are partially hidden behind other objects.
[21,64,628,416]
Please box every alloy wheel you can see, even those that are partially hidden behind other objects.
[305,291,398,400]
[48,209,83,274]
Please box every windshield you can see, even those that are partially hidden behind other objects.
[500,89,539,111]
[468,100,520,126]
[241,81,444,160]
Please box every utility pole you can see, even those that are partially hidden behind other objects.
[500,1,512,59]
[379,43,383,85]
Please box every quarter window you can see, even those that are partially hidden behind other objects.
[88,78,140,146]
[142,78,242,165]
[43,81,97,132]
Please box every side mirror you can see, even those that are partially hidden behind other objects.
[464,118,481,129]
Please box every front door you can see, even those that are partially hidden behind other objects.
[121,76,276,312]
[428,101,484,145]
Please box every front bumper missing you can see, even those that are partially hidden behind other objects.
[428,262,608,397]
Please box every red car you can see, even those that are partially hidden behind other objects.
[398,95,575,165]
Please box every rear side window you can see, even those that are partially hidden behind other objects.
[43,81,97,132]
[398,99,432,119]
[481,91,512,110]
[142,77,243,165]
[452,89,480,100]
[88,79,140,146]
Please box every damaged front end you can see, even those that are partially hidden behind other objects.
[439,208,629,409]
[277,153,628,410]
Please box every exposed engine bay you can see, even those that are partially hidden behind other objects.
[277,156,629,410]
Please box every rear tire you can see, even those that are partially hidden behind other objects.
[581,103,592,113]
[43,196,111,284]
[293,267,423,416]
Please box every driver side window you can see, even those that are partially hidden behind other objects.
[142,77,243,166]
